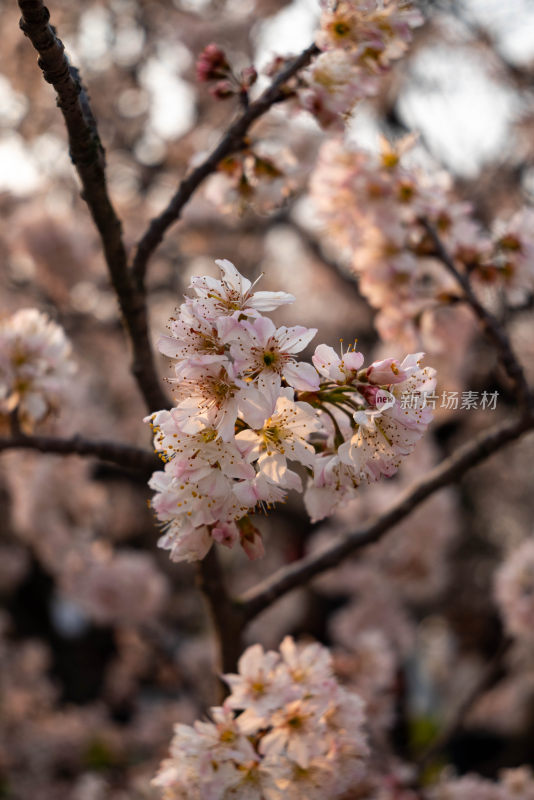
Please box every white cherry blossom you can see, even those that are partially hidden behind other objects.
[236,389,320,490]
[147,260,436,561]
[189,259,295,321]
[0,308,75,430]
[154,638,369,800]
[223,315,319,400]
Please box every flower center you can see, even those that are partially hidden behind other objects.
[262,424,282,447]
[263,350,278,367]
[288,715,303,728]
[333,20,351,37]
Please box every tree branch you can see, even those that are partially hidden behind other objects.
[18,0,168,413]
[422,219,531,409]
[0,433,158,473]
[239,412,534,622]
[131,43,320,289]
[197,548,247,684]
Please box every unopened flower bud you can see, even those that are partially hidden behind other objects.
[209,79,235,100]
[240,65,258,89]
[238,517,265,560]
[196,43,230,83]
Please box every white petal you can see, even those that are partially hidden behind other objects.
[247,291,295,311]
[215,258,252,294]
[304,485,338,522]
[276,325,317,354]
[312,344,341,378]
[239,388,274,429]
[283,360,320,391]
[250,315,277,347]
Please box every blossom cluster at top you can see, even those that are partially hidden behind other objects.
[152,636,368,800]
[146,259,436,563]
[196,2,422,133]
[196,1,423,216]
[310,135,534,350]
[0,308,75,432]
[300,0,423,129]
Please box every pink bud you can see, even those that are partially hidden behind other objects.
[196,43,230,82]
[238,518,265,560]
[240,65,258,89]
[263,55,287,78]
[241,531,265,560]
[209,80,235,100]
[212,521,239,549]
[359,385,395,410]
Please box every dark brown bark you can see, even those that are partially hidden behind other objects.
[0,433,158,473]
[18,0,168,413]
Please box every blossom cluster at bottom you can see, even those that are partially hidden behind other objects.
[152,636,368,800]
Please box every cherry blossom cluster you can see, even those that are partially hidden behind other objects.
[490,207,534,292]
[195,3,422,133]
[204,143,297,217]
[310,136,534,349]
[196,4,423,214]
[152,636,368,800]
[429,767,534,800]
[494,539,534,641]
[146,259,436,562]
[300,0,423,129]
[0,307,75,431]
[60,549,169,628]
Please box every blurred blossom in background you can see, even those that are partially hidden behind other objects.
[1,1,534,798]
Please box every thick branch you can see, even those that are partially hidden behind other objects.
[18,0,168,413]
[0,434,158,473]
[423,219,531,409]
[197,548,246,682]
[240,413,534,622]
[131,44,320,288]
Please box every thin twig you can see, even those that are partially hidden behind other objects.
[239,412,534,622]
[0,433,158,473]
[18,0,168,413]
[131,44,320,289]
[422,219,531,409]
